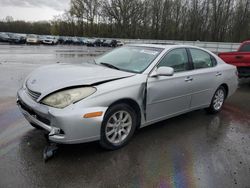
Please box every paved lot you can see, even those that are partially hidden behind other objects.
[0,45,249,188]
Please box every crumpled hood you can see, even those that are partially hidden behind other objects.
[26,63,135,97]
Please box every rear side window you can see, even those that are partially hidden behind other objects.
[189,49,214,69]
[239,43,250,52]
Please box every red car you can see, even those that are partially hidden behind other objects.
[218,41,250,77]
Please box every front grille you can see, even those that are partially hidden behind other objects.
[26,87,41,101]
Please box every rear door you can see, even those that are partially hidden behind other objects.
[187,48,219,109]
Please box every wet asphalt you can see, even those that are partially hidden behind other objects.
[0,45,249,188]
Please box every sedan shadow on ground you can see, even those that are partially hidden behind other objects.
[18,110,226,160]
[17,112,227,171]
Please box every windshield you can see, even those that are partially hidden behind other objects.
[96,46,163,73]
[28,34,37,38]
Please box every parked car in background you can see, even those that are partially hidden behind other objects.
[72,37,81,45]
[79,37,87,45]
[42,36,58,45]
[103,40,118,47]
[8,33,20,44]
[86,39,95,46]
[100,39,106,46]
[38,35,46,43]
[26,34,40,45]
[17,44,238,150]
[14,34,26,44]
[58,36,65,44]
[65,37,74,45]
[117,41,124,47]
[218,41,250,78]
[0,32,11,43]
[87,39,102,47]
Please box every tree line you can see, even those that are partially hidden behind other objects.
[0,0,249,42]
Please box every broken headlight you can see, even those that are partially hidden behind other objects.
[42,87,96,109]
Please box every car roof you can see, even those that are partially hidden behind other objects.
[127,43,198,50]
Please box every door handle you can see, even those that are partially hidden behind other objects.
[185,76,193,82]
[216,72,222,76]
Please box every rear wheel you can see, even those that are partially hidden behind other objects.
[100,103,137,150]
[206,86,226,114]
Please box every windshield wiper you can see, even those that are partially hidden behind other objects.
[100,62,121,70]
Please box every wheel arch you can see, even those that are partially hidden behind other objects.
[108,98,142,129]
[220,83,229,99]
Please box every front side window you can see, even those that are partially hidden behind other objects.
[190,48,214,69]
[157,48,189,72]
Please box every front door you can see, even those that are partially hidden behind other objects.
[146,48,193,122]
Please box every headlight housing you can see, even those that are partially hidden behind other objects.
[41,87,96,109]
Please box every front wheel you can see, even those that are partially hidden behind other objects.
[206,86,226,114]
[100,104,137,150]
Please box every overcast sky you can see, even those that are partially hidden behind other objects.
[0,0,70,21]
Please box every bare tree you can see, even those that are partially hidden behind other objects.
[1,0,249,42]
[70,0,100,35]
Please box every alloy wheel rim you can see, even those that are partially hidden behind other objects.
[213,89,225,110]
[105,111,132,145]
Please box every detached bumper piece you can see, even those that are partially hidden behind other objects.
[43,142,58,162]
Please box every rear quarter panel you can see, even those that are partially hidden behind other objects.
[218,62,238,97]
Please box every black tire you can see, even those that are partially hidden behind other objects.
[100,103,137,150]
[206,86,226,114]
[30,123,43,130]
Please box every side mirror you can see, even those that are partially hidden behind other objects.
[151,67,174,77]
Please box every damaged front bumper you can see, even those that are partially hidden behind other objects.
[17,101,61,136]
[17,88,108,144]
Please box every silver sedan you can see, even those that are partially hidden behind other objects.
[17,44,238,150]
